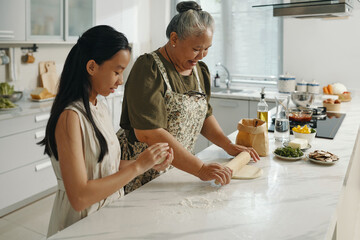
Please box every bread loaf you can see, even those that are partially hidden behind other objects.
[30,87,55,99]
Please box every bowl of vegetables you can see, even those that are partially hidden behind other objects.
[273,146,304,160]
[0,83,23,102]
[292,125,316,143]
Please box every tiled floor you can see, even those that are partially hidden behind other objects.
[0,193,55,240]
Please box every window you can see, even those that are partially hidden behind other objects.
[173,0,283,84]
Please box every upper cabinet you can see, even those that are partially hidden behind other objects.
[0,0,95,43]
[65,0,95,41]
[27,0,63,41]
[0,0,26,41]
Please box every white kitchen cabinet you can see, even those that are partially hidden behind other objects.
[65,0,95,41]
[27,0,63,41]
[111,94,123,132]
[194,97,249,154]
[0,110,56,217]
[0,0,26,42]
[27,0,95,42]
[0,0,94,43]
[210,98,249,136]
[194,135,209,155]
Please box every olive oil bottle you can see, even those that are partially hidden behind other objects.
[257,87,268,129]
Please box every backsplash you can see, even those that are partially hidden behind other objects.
[0,44,72,92]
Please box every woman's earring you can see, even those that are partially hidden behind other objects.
[172,45,175,48]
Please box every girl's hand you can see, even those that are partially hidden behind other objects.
[225,143,261,162]
[197,163,232,185]
[136,143,170,172]
[152,147,174,172]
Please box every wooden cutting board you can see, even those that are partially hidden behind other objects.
[40,61,58,95]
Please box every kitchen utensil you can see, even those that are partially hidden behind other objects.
[0,50,10,65]
[215,152,262,183]
[291,91,315,108]
[22,52,35,64]
[40,61,58,95]
[0,91,23,102]
[274,95,290,142]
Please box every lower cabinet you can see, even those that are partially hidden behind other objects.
[194,98,275,154]
[100,93,123,133]
[0,110,56,217]
[210,98,249,136]
[0,158,56,216]
[194,97,249,154]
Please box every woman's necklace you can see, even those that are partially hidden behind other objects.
[164,45,189,92]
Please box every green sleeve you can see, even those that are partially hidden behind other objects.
[122,54,168,130]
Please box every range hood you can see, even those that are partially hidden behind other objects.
[253,0,353,18]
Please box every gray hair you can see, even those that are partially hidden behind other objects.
[166,1,214,40]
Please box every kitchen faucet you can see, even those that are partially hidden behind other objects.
[215,62,231,90]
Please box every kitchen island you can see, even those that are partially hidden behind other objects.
[48,93,360,240]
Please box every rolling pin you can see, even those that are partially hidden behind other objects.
[215,151,251,185]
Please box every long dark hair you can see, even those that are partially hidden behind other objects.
[38,25,131,163]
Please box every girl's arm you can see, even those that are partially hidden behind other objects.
[134,128,232,185]
[56,110,172,211]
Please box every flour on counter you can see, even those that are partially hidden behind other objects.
[178,186,230,209]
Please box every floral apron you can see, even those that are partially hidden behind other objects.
[117,51,208,194]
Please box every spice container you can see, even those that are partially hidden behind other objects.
[278,73,296,93]
[307,80,320,94]
[296,79,307,92]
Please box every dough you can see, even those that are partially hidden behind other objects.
[156,152,168,164]
[218,152,263,181]
[232,165,263,179]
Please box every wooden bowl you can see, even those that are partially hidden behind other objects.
[323,102,341,112]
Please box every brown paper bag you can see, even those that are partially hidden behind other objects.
[235,119,269,157]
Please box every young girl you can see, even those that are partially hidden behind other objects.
[39,25,173,237]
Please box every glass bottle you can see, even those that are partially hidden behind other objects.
[274,95,290,142]
[213,71,220,87]
[257,87,268,129]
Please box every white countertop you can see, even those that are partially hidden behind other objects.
[48,92,360,240]
[0,90,124,121]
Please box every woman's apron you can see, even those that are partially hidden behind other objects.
[117,51,208,194]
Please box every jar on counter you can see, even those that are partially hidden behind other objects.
[296,79,307,92]
[278,73,296,93]
[307,80,320,94]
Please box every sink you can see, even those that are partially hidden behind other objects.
[211,88,243,94]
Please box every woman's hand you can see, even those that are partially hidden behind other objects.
[152,147,174,172]
[196,163,232,185]
[135,143,171,173]
[224,143,261,162]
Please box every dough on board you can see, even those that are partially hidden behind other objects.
[232,165,263,179]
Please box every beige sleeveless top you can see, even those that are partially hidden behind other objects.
[47,100,123,237]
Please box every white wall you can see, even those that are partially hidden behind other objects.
[283,6,360,90]
[96,0,170,83]
[96,0,169,61]
[0,45,71,92]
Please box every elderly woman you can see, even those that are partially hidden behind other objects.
[118,1,260,193]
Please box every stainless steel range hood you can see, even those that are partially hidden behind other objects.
[253,0,353,18]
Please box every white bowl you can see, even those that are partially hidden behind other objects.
[293,131,316,143]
